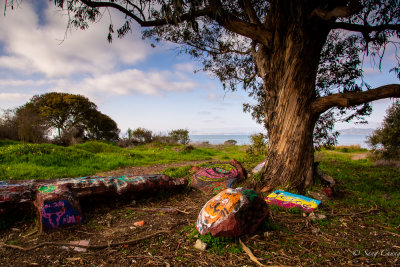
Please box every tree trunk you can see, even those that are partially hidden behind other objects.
[261,103,317,193]
[254,2,330,193]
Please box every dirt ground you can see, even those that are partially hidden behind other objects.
[0,161,399,266]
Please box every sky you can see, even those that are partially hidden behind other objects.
[0,0,399,136]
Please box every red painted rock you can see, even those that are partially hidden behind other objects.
[191,159,247,194]
[196,188,268,237]
[35,185,82,231]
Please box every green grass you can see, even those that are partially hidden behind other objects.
[187,224,243,255]
[318,151,400,227]
[0,140,251,180]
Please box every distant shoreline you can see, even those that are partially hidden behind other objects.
[190,134,369,147]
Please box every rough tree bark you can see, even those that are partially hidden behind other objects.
[253,3,330,192]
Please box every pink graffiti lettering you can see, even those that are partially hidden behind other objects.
[42,201,66,229]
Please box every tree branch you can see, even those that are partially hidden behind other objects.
[79,0,214,27]
[208,0,271,47]
[311,84,400,114]
[331,22,400,33]
[311,0,362,21]
[242,0,261,25]
[80,0,271,46]
[182,42,251,55]
[221,14,271,46]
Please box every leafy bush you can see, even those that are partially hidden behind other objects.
[168,129,190,145]
[367,101,400,159]
[224,139,237,146]
[246,133,268,157]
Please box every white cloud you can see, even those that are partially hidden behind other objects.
[0,2,150,77]
[0,79,54,87]
[0,93,32,101]
[52,68,197,100]
[174,62,195,73]
[208,93,217,100]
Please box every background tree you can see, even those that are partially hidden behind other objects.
[169,129,190,145]
[25,92,97,140]
[8,0,400,192]
[23,92,120,144]
[16,106,48,143]
[368,101,400,159]
[84,111,120,142]
[0,109,19,141]
[0,108,47,143]
[131,127,153,144]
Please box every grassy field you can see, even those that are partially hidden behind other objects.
[0,140,254,180]
[317,150,400,228]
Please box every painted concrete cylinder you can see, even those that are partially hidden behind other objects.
[196,187,269,237]
[191,159,247,194]
[35,185,82,231]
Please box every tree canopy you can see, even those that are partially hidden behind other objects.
[21,92,120,143]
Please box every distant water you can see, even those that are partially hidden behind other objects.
[190,135,251,145]
[190,134,369,147]
[337,134,369,148]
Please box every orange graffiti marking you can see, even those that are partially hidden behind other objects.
[203,190,242,225]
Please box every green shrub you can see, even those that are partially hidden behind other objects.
[367,100,400,159]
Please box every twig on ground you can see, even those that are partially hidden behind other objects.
[0,230,169,251]
[239,238,266,267]
[328,203,378,217]
[22,230,38,238]
[125,207,190,214]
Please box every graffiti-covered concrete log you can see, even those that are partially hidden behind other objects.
[35,185,82,231]
[0,180,35,205]
[191,159,247,194]
[0,174,188,230]
[53,174,187,197]
[196,188,269,237]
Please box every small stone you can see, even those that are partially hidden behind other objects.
[194,239,207,251]
[311,226,321,235]
[309,213,327,221]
